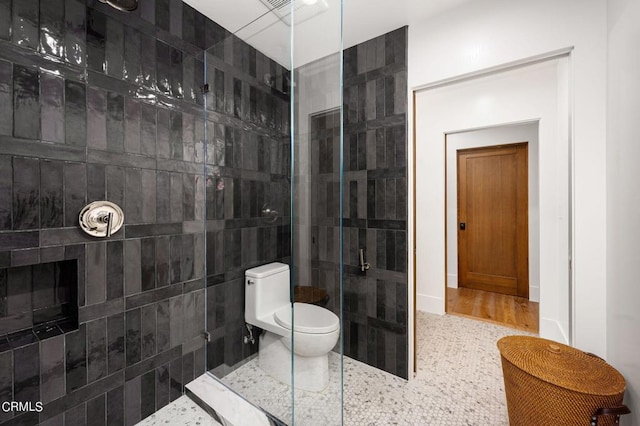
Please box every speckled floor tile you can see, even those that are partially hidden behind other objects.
[141,313,533,425]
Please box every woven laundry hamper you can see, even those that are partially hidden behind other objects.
[497,336,630,426]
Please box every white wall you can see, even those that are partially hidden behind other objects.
[408,0,608,356]
[606,0,640,423]
[445,123,540,303]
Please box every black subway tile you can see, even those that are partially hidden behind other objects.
[64,0,86,67]
[87,163,106,203]
[123,26,141,84]
[11,247,39,267]
[169,111,183,160]
[65,324,87,393]
[40,0,65,58]
[40,161,64,228]
[87,87,107,150]
[170,47,183,100]
[123,375,141,426]
[86,242,107,306]
[64,402,86,425]
[139,32,156,91]
[140,103,156,157]
[86,395,106,426]
[64,80,87,147]
[107,92,125,153]
[87,318,107,384]
[105,18,124,80]
[0,61,12,137]
[140,238,156,292]
[155,236,170,288]
[106,165,125,207]
[141,304,156,360]
[13,65,40,140]
[87,9,107,73]
[0,155,10,230]
[12,156,40,230]
[169,357,181,401]
[124,98,141,154]
[64,162,87,227]
[156,41,171,95]
[169,235,182,284]
[106,385,124,426]
[40,73,65,144]
[12,0,39,51]
[155,364,170,410]
[0,350,13,422]
[0,0,10,41]
[140,370,155,419]
[156,300,170,354]
[125,308,141,366]
[107,313,125,374]
[107,241,124,300]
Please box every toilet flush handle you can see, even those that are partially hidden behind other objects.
[247,279,255,285]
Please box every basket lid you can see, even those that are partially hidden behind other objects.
[497,336,625,396]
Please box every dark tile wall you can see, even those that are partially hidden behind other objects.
[201,7,292,378]
[310,27,408,379]
[0,0,290,424]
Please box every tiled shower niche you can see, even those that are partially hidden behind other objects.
[0,259,78,348]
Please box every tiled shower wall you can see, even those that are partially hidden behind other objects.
[310,27,408,379]
[0,0,290,424]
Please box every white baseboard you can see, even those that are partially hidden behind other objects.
[447,274,458,288]
[416,293,445,315]
[529,285,540,303]
[539,317,569,344]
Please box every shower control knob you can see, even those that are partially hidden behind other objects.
[79,201,124,238]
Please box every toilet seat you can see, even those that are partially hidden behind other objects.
[274,302,339,334]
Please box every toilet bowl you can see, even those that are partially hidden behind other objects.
[245,263,340,392]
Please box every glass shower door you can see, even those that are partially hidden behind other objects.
[201,1,344,425]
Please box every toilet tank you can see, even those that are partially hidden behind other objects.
[245,262,290,324]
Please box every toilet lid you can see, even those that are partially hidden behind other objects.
[274,303,340,334]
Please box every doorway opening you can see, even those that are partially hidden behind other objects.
[445,127,539,333]
[410,53,572,374]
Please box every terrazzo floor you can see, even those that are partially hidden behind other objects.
[140,312,533,425]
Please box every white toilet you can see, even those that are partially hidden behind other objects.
[245,262,340,392]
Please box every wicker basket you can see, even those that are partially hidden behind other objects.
[497,336,630,426]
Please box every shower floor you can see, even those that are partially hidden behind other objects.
[139,312,533,425]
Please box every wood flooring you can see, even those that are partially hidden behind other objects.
[446,287,539,333]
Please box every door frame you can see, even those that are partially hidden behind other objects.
[408,48,574,375]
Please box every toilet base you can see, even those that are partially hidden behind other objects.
[258,332,329,392]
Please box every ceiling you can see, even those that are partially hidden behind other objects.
[183,0,473,67]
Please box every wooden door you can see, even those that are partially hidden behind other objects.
[457,143,529,298]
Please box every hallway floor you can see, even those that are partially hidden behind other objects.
[140,312,532,425]
[447,287,539,333]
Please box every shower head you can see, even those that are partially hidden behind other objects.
[98,0,138,12]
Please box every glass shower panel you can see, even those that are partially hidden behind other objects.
[201,6,294,425]
[201,1,344,425]
[290,0,344,424]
